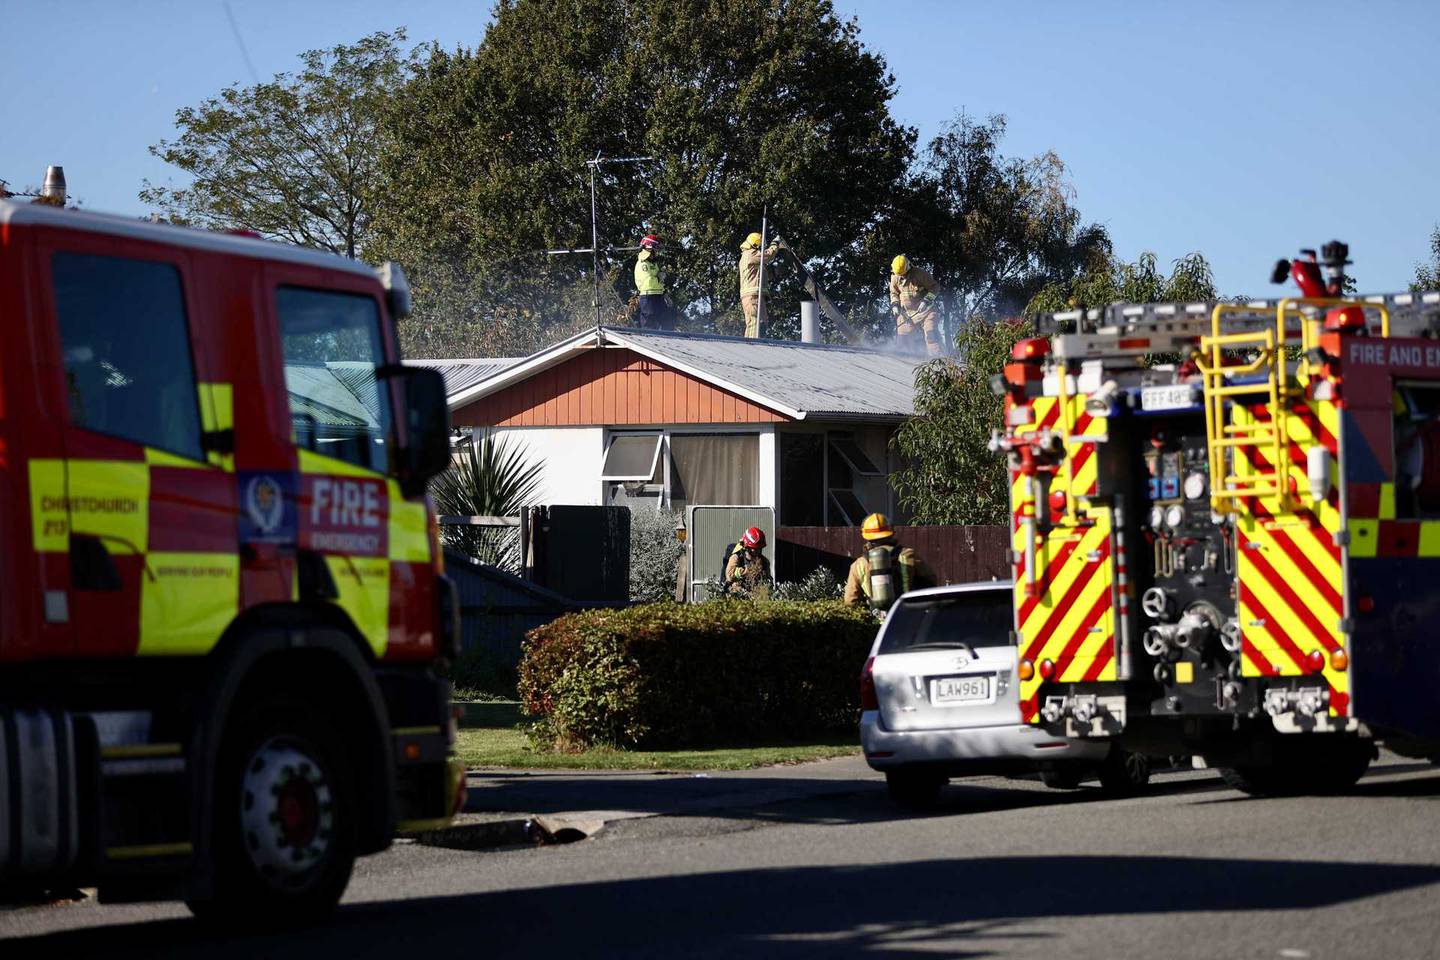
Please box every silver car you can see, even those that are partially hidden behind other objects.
[860,581,1150,808]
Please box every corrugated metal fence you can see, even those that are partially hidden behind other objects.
[777,525,1009,587]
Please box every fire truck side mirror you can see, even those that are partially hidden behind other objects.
[377,261,413,319]
[380,365,451,498]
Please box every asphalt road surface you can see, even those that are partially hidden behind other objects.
[4,755,1440,959]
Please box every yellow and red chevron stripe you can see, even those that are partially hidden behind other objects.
[1231,397,1349,715]
[1011,394,1117,723]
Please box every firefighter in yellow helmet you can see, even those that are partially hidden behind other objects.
[889,254,942,356]
[634,234,673,330]
[739,231,784,339]
[843,513,930,610]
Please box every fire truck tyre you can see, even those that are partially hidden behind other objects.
[885,770,946,809]
[190,701,357,926]
[1040,767,1084,790]
[1097,748,1151,796]
[1219,736,1374,797]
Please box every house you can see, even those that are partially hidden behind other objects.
[442,326,924,527]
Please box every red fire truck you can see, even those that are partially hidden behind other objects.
[0,194,462,919]
[995,242,1440,793]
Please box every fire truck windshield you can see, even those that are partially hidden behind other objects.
[277,286,392,473]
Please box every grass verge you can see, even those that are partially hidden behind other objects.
[455,701,860,771]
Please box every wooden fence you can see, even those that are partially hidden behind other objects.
[777,525,1009,587]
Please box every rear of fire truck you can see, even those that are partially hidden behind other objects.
[0,195,463,920]
[997,241,1440,794]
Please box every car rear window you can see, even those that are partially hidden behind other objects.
[878,590,1013,654]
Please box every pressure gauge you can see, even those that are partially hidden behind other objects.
[1183,471,1206,500]
[1165,504,1186,530]
[1149,506,1165,530]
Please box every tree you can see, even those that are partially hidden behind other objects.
[1414,225,1440,291]
[370,0,915,356]
[430,432,543,568]
[141,30,413,258]
[1025,249,1217,315]
[891,318,1031,525]
[892,250,1219,526]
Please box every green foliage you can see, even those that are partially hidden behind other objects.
[141,30,414,258]
[874,114,1109,341]
[891,318,1032,525]
[1026,250,1217,315]
[772,566,843,601]
[370,0,914,355]
[444,648,519,701]
[630,508,686,603]
[518,600,875,749]
[1413,225,1440,292]
[430,432,543,567]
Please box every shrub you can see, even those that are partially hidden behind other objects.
[518,600,876,750]
[772,566,843,602]
[629,507,686,602]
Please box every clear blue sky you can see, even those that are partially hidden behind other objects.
[3,0,1437,296]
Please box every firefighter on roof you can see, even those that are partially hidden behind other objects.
[724,526,772,598]
[843,513,929,610]
[889,255,942,356]
[739,231,784,339]
[634,234,673,330]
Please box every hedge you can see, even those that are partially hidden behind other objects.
[518,600,877,750]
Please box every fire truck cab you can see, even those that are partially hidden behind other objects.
[997,242,1440,794]
[0,197,462,918]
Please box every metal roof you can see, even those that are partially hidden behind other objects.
[445,326,924,421]
[408,358,521,397]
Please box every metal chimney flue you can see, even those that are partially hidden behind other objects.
[42,165,66,201]
[800,300,819,344]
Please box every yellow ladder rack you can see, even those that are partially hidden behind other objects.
[1197,305,1292,514]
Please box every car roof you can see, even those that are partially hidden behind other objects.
[897,580,1013,601]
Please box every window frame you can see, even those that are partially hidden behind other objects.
[46,246,207,462]
[602,427,764,511]
[274,282,396,475]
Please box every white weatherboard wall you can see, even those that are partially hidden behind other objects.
[488,426,605,505]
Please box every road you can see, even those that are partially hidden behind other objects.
[4,755,1440,959]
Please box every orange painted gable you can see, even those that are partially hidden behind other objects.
[452,347,790,427]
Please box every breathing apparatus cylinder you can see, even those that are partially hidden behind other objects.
[866,544,896,611]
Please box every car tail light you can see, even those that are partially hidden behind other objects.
[1018,659,1035,681]
[1039,658,1056,680]
[1329,648,1349,671]
[860,657,878,711]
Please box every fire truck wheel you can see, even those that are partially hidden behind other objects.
[1219,735,1374,797]
[190,700,357,926]
[885,770,946,809]
[1097,748,1151,796]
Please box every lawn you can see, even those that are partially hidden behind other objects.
[454,701,861,771]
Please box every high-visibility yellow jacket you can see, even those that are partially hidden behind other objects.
[739,244,779,296]
[635,249,664,295]
[889,266,938,314]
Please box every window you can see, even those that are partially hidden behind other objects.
[779,433,824,525]
[600,434,663,481]
[668,434,759,512]
[52,251,203,460]
[829,435,882,476]
[277,287,391,472]
[879,590,1013,655]
[602,431,760,512]
[1394,383,1440,518]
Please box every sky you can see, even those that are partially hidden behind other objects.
[2,0,1437,296]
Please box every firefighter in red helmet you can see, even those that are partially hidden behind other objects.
[724,526,772,598]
